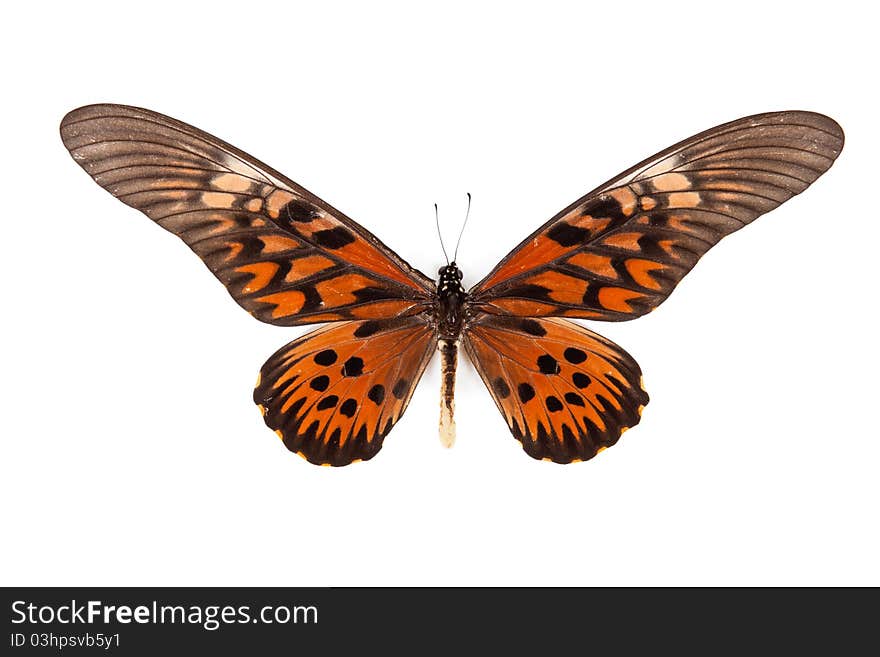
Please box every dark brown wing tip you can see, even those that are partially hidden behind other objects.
[61,103,126,133]
[62,103,150,120]
[773,109,844,152]
[60,104,135,153]
[773,110,844,138]
[741,110,844,164]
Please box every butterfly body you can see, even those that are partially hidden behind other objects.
[429,263,468,447]
[61,105,843,466]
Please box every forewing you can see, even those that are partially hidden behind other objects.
[254,317,436,466]
[463,316,648,463]
[472,111,843,320]
[60,104,434,326]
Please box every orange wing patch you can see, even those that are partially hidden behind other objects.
[257,291,307,320]
[597,287,645,313]
[235,262,280,294]
[283,255,335,282]
[463,315,648,463]
[566,253,617,280]
[624,259,666,291]
[254,317,436,466]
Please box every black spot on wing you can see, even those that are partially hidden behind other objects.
[585,195,627,222]
[281,199,319,223]
[492,377,511,399]
[342,356,364,377]
[339,398,357,417]
[316,395,339,410]
[392,378,409,399]
[368,384,385,405]
[563,347,587,364]
[572,372,591,388]
[547,222,588,247]
[352,287,397,302]
[518,383,535,403]
[310,375,330,392]
[546,395,563,412]
[313,227,356,249]
[519,319,547,336]
[353,320,384,338]
[537,354,560,375]
[564,392,585,407]
[314,350,338,366]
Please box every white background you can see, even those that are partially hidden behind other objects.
[2,1,877,586]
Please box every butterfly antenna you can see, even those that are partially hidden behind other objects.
[435,203,450,265]
[452,193,471,263]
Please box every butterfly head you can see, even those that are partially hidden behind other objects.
[437,263,465,295]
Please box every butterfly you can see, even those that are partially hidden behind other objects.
[60,105,843,466]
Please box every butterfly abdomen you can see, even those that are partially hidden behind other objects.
[438,338,458,448]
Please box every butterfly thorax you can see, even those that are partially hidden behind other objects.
[436,263,468,340]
